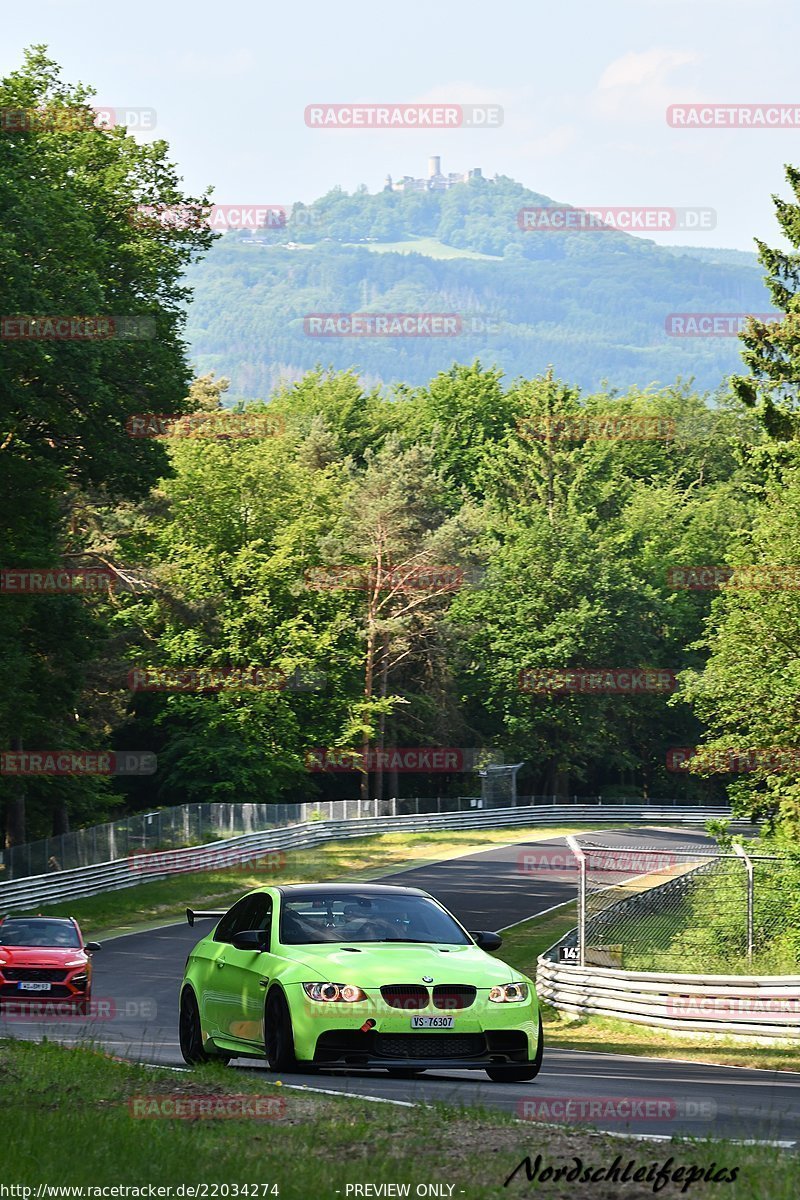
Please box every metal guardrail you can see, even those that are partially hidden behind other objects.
[0,804,741,913]
[536,951,800,1040]
[1,794,717,881]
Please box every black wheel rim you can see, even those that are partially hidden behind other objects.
[180,992,201,1059]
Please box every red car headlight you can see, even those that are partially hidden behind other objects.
[302,982,368,1003]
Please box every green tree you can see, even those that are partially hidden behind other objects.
[0,47,214,843]
[733,164,800,442]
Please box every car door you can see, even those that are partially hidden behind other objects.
[214,892,275,1045]
[200,895,262,1037]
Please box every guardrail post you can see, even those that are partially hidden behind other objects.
[566,835,586,967]
[733,842,754,965]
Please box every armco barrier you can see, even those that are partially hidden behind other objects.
[0,804,741,912]
[536,951,800,1040]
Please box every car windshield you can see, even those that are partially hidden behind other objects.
[279,891,470,945]
[0,919,81,948]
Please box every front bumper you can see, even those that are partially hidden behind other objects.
[289,987,540,1066]
[0,970,90,1002]
[313,1027,531,1068]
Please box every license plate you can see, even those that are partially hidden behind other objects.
[18,982,51,992]
[410,1016,454,1029]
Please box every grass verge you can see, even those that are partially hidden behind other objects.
[32,825,605,939]
[1,1038,794,1199]
[498,907,800,1072]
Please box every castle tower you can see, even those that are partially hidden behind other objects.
[428,155,441,179]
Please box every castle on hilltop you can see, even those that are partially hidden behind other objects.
[384,156,490,193]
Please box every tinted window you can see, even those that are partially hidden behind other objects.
[214,894,272,944]
[0,919,81,948]
[279,892,469,945]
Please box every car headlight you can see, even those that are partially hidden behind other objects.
[489,982,529,1003]
[302,982,368,1003]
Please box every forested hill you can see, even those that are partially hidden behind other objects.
[184,174,768,398]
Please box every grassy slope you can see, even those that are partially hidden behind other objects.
[341,235,503,259]
[2,1039,792,1199]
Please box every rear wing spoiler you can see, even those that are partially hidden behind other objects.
[186,908,227,927]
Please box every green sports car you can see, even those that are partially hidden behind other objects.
[179,882,542,1082]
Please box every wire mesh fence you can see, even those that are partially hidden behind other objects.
[1,794,501,881]
[570,841,798,975]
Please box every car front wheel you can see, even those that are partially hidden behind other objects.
[179,988,209,1065]
[485,1011,543,1083]
[265,989,308,1073]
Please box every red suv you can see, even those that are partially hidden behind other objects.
[0,916,101,1015]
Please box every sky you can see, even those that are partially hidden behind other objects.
[2,0,798,250]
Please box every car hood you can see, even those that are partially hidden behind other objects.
[0,947,87,968]
[278,941,522,987]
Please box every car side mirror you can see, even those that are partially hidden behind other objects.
[470,930,502,951]
[84,942,102,952]
[231,930,268,952]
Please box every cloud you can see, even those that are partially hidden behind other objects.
[594,48,702,119]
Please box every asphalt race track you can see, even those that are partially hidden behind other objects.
[3,825,799,1144]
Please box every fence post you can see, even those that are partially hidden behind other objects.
[733,843,754,965]
[566,835,586,967]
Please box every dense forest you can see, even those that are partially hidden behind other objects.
[184,174,769,395]
[3,50,800,847]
